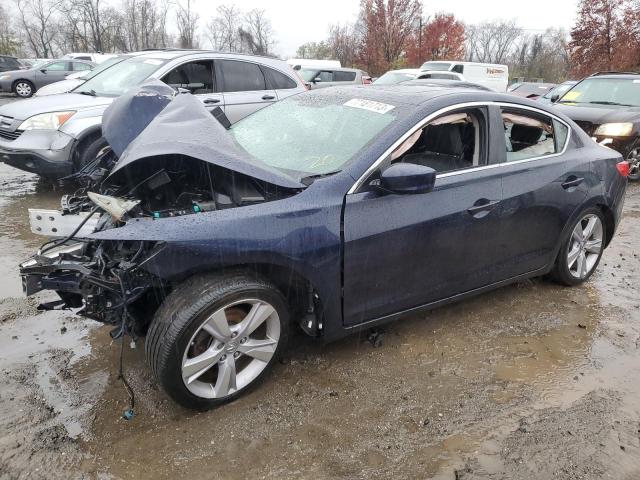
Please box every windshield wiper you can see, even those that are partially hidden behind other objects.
[301,171,341,185]
[77,89,97,97]
[587,101,633,106]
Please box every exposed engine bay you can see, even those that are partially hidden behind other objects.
[20,81,302,337]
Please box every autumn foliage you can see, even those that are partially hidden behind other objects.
[405,13,466,67]
[570,0,640,76]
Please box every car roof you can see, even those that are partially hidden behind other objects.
[128,50,293,70]
[585,73,640,80]
[307,84,498,110]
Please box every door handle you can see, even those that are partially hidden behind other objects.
[467,199,500,216]
[261,94,275,100]
[561,176,584,189]
[203,98,220,104]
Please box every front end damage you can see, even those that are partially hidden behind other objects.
[19,81,305,338]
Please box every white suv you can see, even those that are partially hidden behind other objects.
[0,50,306,178]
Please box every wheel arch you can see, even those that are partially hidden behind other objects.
[551,198,615,268]
[163,262,325,336]
[11,78,33,92]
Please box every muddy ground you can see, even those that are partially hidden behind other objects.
[0,93,639,479]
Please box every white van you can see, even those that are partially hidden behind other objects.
[420,61,509,92]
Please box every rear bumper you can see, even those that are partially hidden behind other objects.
[0,129,75,177]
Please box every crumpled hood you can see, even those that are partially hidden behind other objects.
[0,92,112,121]
[104,82,305,189]
[553,104,640,124]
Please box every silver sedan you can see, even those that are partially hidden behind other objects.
[0,59,95,98]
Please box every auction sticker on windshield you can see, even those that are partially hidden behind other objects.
[344,99,395,114]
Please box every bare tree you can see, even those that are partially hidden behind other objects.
[57,0,124,52]
[15,0,61,57]
[120,0,170,51]
[466,19,522,64]
[327,23,360,67]
[205,4,242,51]
[239,8,275,55]
[0,4,19,55]
[175,0,199,49]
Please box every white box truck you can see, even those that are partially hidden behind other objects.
[420,61,509,92]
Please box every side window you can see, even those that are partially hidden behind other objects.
[219,60,266,92]
[44,62,68,71]
[72,62,92,71]
[318,70,333,82]
[262,66,297,89]
[553,119,569,152]
[161,60,214,94]
[390,107,486,174]
[333,71,356,82]
[452,64,464,74]
[501,108,562,162]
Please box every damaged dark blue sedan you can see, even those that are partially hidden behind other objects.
[20,83,628,409]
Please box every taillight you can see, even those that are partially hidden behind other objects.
[616,161,630,177]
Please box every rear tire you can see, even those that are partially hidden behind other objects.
[551,207,605,286]
[145,272,289,410]
[13,80,34,98]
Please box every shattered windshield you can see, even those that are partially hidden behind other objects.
[230,94,398,178]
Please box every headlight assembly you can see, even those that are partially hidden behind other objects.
[0,74,11,81]
[594,122,634,137]
[18,111,76,131]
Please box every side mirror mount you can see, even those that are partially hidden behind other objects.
[550,93,560,103]
[40,69,47,74]
[379,163,436,195]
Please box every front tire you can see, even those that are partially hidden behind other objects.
[551,207,605,286]
[145,272,289,410]
[74,136,108,172]
[14,80,35,98]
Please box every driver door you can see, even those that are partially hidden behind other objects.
[342,105,504,326]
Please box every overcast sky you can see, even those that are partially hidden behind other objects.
[195,0,580,57]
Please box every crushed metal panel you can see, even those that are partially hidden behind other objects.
[28,209,100,237]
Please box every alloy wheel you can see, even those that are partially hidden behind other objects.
[627,147,640,181]
[181,298,280,399]
[566,213,603,280]
[15,82,32,97]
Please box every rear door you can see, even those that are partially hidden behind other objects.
[261,65,301,100]
[494,105,588,280]
[216,59,276,123]
[160,59,222,112]
[36,61,71,86]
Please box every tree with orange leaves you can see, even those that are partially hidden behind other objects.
[569,0,639,76]
[406,13,465,67]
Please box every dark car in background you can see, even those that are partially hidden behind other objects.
[537,80,578,104]
[0,59,95,97]
[0,55,23,73]
[20,84,628,409]
[554,72,640,180]
[508,82,556,99]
